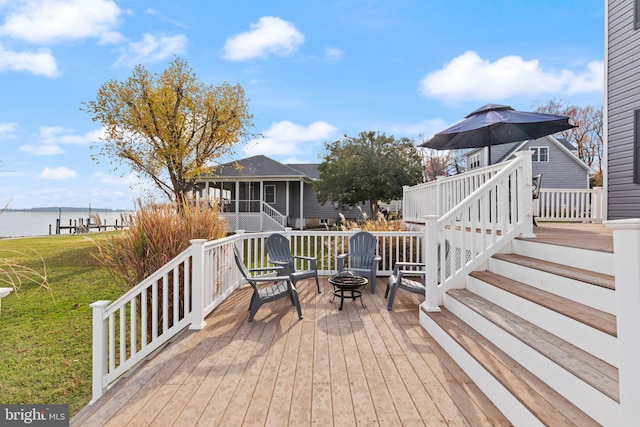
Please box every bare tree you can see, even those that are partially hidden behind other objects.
[533,99,603,185]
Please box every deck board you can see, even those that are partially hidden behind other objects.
[73,278,509,427]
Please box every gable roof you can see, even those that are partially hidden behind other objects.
[203,155,319,181]
[465,136,593,174]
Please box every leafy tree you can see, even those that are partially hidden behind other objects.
[83,57,254,204]
[534,99,603,186]
[315,131,424,214]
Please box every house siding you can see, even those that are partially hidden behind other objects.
[608,0,640,218]
[523,140,589,189]
[288,181,372,223]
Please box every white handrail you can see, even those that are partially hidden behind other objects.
[90,236,241,403]
[424,152,533,310]
[403,162,507,222]
[261,201,287,227]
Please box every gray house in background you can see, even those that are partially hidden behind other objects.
[194,155,372,231]
[464,135,593,189]
[606,0,640,219]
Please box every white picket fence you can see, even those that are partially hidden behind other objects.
[89,228,423,402]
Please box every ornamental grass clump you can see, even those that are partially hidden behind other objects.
[336,209,421,265]
[96,199,228,290]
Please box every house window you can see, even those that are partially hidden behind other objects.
[635,110,640,184]
[264,185,276,204]
[469,153,481,169]
[531,147,549,162]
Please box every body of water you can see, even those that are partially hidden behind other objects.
[0,209,131,238]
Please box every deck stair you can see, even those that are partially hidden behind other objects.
[420,237,620,426]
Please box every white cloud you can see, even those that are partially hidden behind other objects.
[19,127,103,155]
[0,121,17,138]
[245,120,337,157]
[38,166,77,180]
[325,47,343,61]
[20,144,64,155]
[388,118,450,140]
[223,16,304,61]
[0,0,123,44]
[0,44,58,77]
[115,33,187,67]
[419,51,604,102]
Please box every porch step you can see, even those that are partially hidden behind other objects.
[469,270,617,337]
[512,237,614,276]
[447,288,619,403]
[422,306,601,427]
[492,253,615,290]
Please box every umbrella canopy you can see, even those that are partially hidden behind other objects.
[419,104,577,153]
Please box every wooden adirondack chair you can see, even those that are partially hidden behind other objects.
[233,246,302,322]
[265,233,321,293]
[336,231,381,294]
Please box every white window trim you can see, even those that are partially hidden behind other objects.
[531,146,549,162]
[469,153,481,169]
[264,184,276,204]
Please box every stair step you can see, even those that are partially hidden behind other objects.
[470,270,617,337]
[493,253,614,290]
[448,288,619,402]
[422,306,600,427]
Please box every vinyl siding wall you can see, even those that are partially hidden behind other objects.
[608,0,640,218]
[523,141,589,189]
[288,181,372,223]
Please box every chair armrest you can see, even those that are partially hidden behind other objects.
[336,253,348,271]
[392,261,425,276]
[251,275,291,283]
[249,266,284,274]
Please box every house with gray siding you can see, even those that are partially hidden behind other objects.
[465,135,593,189]
[194,155,372,231]
[606,0,640,219]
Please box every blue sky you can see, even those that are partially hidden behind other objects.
[0,0,604,210]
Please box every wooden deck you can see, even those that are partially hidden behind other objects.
[73,277,510,426]
[72,223,614,426]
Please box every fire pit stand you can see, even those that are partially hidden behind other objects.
[329,271,368,310]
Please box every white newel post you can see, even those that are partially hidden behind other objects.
[90,300,110,403]
[515,151,536,238]
[604,219,640,425]
[424,215,441,312]
[189,239,208,330]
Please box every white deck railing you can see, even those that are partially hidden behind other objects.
[90,228,423,402]
[536,187,604,223]
[423,152,534,310]
[403,162,507,222]
[261,201,287,228]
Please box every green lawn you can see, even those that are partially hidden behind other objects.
[0,233,123,416]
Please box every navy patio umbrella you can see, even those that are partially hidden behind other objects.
[419,103,577,163]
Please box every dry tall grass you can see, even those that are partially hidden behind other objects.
[337,209,412,232]
[95,199,228,290]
